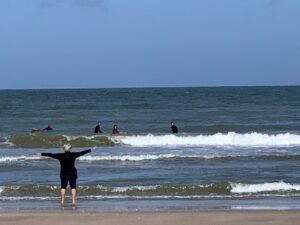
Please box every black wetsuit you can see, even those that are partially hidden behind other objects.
[171,125,178,133]
[43,126,53,131]
[41,149,91,189]
[94,125,102,133]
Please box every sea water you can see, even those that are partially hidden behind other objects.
[1,86,300,211]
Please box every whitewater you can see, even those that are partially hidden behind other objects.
[114,132,300,147]
[2,132,300,148]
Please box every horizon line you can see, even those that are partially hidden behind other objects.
[0,84,300,91]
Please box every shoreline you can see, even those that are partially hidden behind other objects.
[1,211,300,225]
[2,197,300,212]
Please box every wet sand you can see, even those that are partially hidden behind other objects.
[0,211,299,225]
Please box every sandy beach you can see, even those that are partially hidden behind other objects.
[0,211,300,225]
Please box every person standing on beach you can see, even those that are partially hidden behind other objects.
[170,121,178,133]
[94,121,102,133]
[37,144,96,205]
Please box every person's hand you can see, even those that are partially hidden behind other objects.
[91,146,96,151]
[36,153,41,156]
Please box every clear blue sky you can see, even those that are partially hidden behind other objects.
[0,0,299,89]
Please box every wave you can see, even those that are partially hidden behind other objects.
[78,154,182,161]
[1,182,300,199]
[0,154,226,164]
[231,181,300,193]
[1,134,115,148]
[0,154,182,163]
[2,132,300,148]
[3,154,300,164]
[115,132,300,147]
[0,156,40,162]
[96,182,300,194]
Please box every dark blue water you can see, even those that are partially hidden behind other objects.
[0,86,300,135]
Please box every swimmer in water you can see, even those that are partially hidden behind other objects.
[43,125,53,131]
[112,124,119,135]
[94,121,102,134]
[170,121,178,133]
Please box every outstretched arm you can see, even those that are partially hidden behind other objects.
[75,147,96,158]
[39,153,61,159]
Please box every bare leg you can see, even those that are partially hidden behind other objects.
[71,188,76,205]
[60,188,66,205]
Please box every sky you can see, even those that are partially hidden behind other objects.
[0,0,300,89]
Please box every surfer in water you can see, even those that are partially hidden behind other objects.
[170,121,178,133]
[94,121,102,133]
[112,124,119,135]
[31,128,40,133]
[31,125,53,132]
[37,144,96,205]
[43,125,53,131]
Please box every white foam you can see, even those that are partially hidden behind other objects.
[94,184,216,193]
[0,196,56,201]
[114,132,300,147]
[231,181,300,193]
[0,154,221,163]
[0,156,40,162]
[62,135,96,141]
[111,185,159,192]
[79,154,178,161]
[83,195,236,200]
[90,185,160,192]
[0,136,14,147]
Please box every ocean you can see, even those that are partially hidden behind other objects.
[1,86,300,212]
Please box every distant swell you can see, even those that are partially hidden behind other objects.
[2,132,300,148]
[1,182,300,199]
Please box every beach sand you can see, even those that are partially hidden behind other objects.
[0,211,299,225]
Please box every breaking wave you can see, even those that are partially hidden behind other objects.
[2,154,300,164]
[2,132,300,148]
[231,181,300,193]
[1,182,300,199]
[115,132,300,147]
[1,134,115,148]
